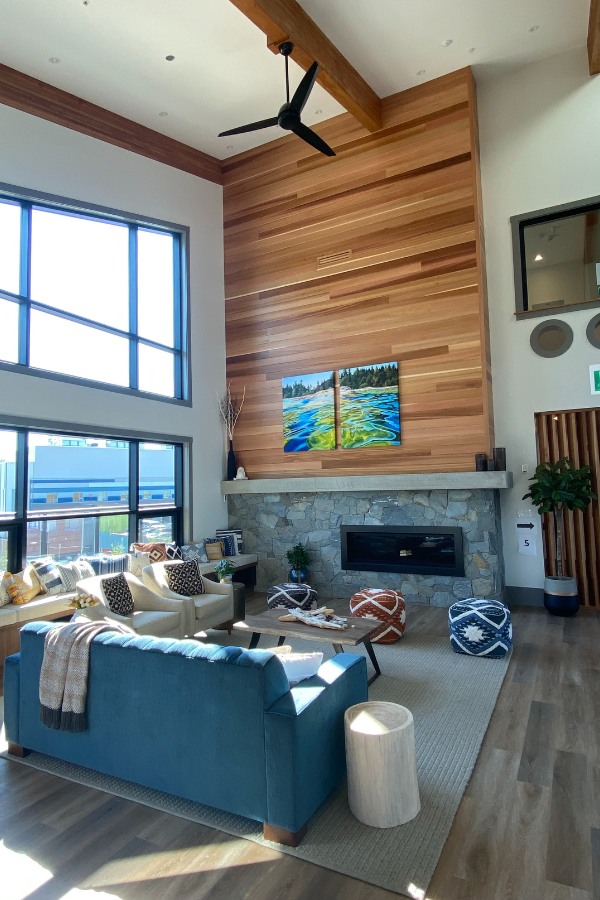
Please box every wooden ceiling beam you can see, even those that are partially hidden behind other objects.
[227,0,382,132]
[589,0,600,75]
[0,64,222,185]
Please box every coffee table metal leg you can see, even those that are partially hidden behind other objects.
[248,632,260,650]
[277,635,286,646]
[332,643,343,654]
[363,639,381,682]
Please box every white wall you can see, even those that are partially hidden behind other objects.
[478,47,600,592]
[0,105,227,538]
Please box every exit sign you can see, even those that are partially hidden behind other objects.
[590,365,600,394]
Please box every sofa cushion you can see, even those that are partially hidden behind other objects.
[102,573,134,616]
[0,604,18,624]
[15,591,75,622]
[129,609,182,636]
[29,557,65,595]
[165,560,205,596]
[2,565,43,604]
[131,542,168,563]
[275,651,324,685]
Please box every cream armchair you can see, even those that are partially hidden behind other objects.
[141,561,234,638]
[76,572,185,639]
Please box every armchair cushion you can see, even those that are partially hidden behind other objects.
[102,573,134,616]
[164,560,205,596]
[76,572,185,639]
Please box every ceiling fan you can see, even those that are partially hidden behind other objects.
[218,42,336,157]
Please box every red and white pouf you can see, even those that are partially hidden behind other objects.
[349,588,406,644]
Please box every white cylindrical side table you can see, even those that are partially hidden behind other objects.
[344,700,420,828]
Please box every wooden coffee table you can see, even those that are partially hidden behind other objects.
[233,609,382,684]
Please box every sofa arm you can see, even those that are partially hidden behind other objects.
[263,653,368,833]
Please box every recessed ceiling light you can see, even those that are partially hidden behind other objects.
[528,25,539,32]
[165,55,175,62]
[468,47,476,54]
[442,39,453,47]
[314,109,323,115]
[49,57,61,64]
[158,111,168,117]
[416,69,426,76]
[226,145,234,150]
[534,253,543,261]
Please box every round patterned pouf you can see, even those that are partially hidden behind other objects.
[349,589,406,644]
[448,597,512,658]
[267,582,318,610]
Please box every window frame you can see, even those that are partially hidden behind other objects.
[0,417,190,572]
[0,182,191,405]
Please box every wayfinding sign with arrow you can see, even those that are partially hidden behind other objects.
[516,512,538,556]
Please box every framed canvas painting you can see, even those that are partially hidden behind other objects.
[282,371,335,452]
[339,362,400,448]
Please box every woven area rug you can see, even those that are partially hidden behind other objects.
[0,630,510,898]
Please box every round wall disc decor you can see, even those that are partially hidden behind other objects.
[586,312,600,349]
[529,319,573,358]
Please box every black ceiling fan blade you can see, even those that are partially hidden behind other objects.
[290,61,319,115]
[218,116,278,137]
[293,122,336,157]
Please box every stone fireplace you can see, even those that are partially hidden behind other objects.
[223,472,510,607]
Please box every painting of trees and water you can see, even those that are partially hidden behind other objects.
[282,371,335,452]
[339,362,400,449]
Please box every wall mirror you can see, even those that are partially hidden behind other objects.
[512,196,600,318]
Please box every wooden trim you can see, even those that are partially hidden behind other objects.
[0,64,222,185]
[226,0,382,132]
[589,0,600,76]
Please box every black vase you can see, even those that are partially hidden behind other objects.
[227,439,237,480]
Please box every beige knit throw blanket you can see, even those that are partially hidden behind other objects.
[39,619,134,732]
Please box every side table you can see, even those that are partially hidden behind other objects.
[344,700,420,827]
[214,581,246,630]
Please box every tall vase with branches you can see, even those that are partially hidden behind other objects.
[218,382,246,480]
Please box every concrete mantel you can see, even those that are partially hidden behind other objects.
[221,471,513,495]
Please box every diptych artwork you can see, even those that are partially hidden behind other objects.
[339,362,400,449]
[282,371,336,452]
[282,362,400,452]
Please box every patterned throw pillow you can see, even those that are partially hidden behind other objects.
[30,557,65,595]
[74,559,96,581]
[204,540,225,561]
[102,573,134,616]
[127,552,152,578]
[215,530,241,556]
[2,565,43,604]
[164,560,205,596]
[0,573,10,608]
[166,542,183,560]
[130,542,168,563]
[56,562,79,592]
[181,542,209,563]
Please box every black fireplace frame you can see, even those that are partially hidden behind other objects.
[340,524,465,577]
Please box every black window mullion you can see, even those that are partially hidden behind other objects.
[174,443,184,544]
[18,205,31,366]
[129,227,139,390]
[173,235,183,399]
[14,430,28,568]
[129,439,139,546]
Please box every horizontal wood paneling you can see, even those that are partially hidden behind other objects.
[223,67,493,478]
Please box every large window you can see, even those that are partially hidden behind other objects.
[0,185,188,401]
[0,426,184,570]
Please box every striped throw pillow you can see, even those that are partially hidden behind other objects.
[30,557,65,595]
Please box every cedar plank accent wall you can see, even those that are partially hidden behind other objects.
[222,68,494,478]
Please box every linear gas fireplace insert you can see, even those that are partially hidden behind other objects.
[341,525,464,577]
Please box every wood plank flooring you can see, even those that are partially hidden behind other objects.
[1,599,598,899]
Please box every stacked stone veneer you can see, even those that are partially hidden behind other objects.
[228,488,504,606]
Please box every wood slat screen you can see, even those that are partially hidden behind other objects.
[535,408,600,608]
[222,68,494,478]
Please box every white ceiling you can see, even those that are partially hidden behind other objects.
[0,0,591,160]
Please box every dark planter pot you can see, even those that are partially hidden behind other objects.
[288,568,308,584]
[227,439,237,481]
[543,575,579,617]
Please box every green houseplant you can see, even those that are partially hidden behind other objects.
[286,543,312,584]
[214,559,236,583]
[522,457,595,616]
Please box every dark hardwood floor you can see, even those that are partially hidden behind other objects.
[1,597,599,899]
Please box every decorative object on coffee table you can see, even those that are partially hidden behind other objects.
[345,701,420,827]
[268,582,317,610]
[285,543,312,584]
[349,588,406,644]
[522,457,596,616]
[218,381,245,480]
[448,597,512,658]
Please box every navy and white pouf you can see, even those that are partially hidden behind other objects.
[267,583,318,610]
[448,598,512,658]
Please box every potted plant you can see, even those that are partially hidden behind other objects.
[215,559,236,583]
[286,543,311,584]
[522,457,596,616]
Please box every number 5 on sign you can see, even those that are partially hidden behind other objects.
[516,519,538,556]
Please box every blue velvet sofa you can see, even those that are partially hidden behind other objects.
[4,622,368,845]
